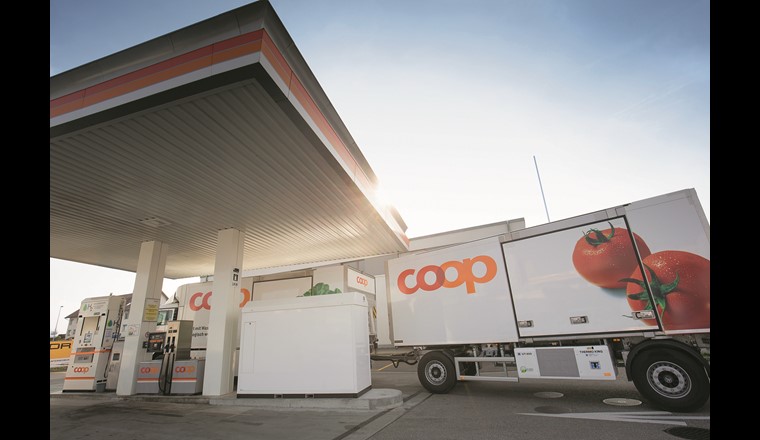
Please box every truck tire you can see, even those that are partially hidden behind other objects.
[418,351,456,393]
[630,348,709,412]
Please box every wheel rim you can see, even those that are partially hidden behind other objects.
[646,361,691,399]
[425,361,447,386]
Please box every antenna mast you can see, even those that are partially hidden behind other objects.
[533,155,550,222]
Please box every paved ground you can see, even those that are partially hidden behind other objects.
[51,362,710,440]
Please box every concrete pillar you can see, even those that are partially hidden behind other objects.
[116,240,168,396]
[203,228,244,396]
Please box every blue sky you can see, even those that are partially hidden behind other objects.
[50,0,710,334]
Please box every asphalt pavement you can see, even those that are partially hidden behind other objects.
[51,361,710,440]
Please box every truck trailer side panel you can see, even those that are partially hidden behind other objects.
[618,188,710,333]
[387,236,519,346]
[503,216,657,337]
[501,189,709,338]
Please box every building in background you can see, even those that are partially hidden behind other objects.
[64,309,79,339]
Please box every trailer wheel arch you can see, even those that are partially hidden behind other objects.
[624,339,710,380]
[441,349,457,363]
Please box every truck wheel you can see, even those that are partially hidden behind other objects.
[418,351,456,393]
[630,348,709,412]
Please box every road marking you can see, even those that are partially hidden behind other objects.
[519,411,710,426]
[376,363,394,371]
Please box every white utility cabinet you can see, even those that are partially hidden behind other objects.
[237,292,371,398]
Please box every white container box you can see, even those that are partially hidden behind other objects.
[237,292,371,398]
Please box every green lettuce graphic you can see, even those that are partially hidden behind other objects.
[302,282,341,296]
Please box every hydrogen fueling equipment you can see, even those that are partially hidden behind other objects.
[63,295,126,392]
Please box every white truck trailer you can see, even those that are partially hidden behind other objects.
[381,188,709,412]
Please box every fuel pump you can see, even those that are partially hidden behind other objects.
[136,331,167,394]
[137,320,196,394]
[157,320,191,394]
[63,295,126,392]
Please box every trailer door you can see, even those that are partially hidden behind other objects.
[503,217,658,337]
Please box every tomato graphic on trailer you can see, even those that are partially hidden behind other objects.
[572,222,651,289]
[622,251,710,331]
[503,217,656,337]
[620,193,711,332]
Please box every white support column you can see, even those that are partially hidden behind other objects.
[203,228,244,396]
[116,241,168,396]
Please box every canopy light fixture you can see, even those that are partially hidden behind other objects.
[139,217,171,227]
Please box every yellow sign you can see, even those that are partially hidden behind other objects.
[143,298,160,322]
[50,339,73,367]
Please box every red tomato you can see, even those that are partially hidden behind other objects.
[624,251,710,330]
[572,222,651,289]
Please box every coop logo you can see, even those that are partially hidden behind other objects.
[356,276,369,286]
[175,366,196,373]
[189,288,251,311]
[397,255,497,295]
[72,367,90,373]
[189,292,212,311]
[140,366,159,374]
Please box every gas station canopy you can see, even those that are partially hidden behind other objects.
[50,1,409,278]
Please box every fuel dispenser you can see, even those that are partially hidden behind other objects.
[63,295,126,392]
[136,332,166,394]
[137,320,204,394]
[166,320,205,394]
[105,338,124,391]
